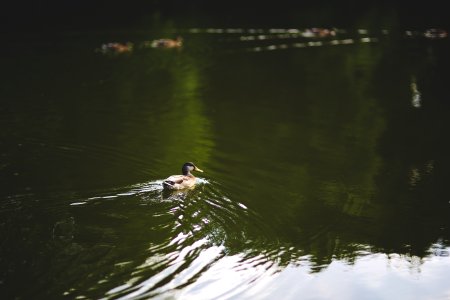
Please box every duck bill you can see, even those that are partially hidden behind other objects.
[195,167,204,172]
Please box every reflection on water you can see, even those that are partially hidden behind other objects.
[17,179,447,300]
[244,245,450,300]
[51,180,281,299]
[411,76,422,108]
[1,22,450,299]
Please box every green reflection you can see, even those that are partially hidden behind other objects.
[152,53,214,171]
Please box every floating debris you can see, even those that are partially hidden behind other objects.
[148,37,183,49]
[424,28,448,39]
[96,42,133,54]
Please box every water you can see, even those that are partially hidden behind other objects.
[1,25,450,300]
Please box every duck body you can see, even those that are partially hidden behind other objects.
[162,174,197,190]
[162,162,203,190]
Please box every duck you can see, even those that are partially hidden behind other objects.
[162,162,203,190]
[98,42,133,54]
[151,36,183,49]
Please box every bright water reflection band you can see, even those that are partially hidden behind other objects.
[96,27,447,55]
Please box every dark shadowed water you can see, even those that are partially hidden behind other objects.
[1,22,450,299]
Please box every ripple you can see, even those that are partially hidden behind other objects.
[75,180,284,300]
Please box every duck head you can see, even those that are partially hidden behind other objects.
[182,162,203,175]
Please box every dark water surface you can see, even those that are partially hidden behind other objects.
[1,25,450,299]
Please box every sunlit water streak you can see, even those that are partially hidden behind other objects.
[241,37,378,53]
